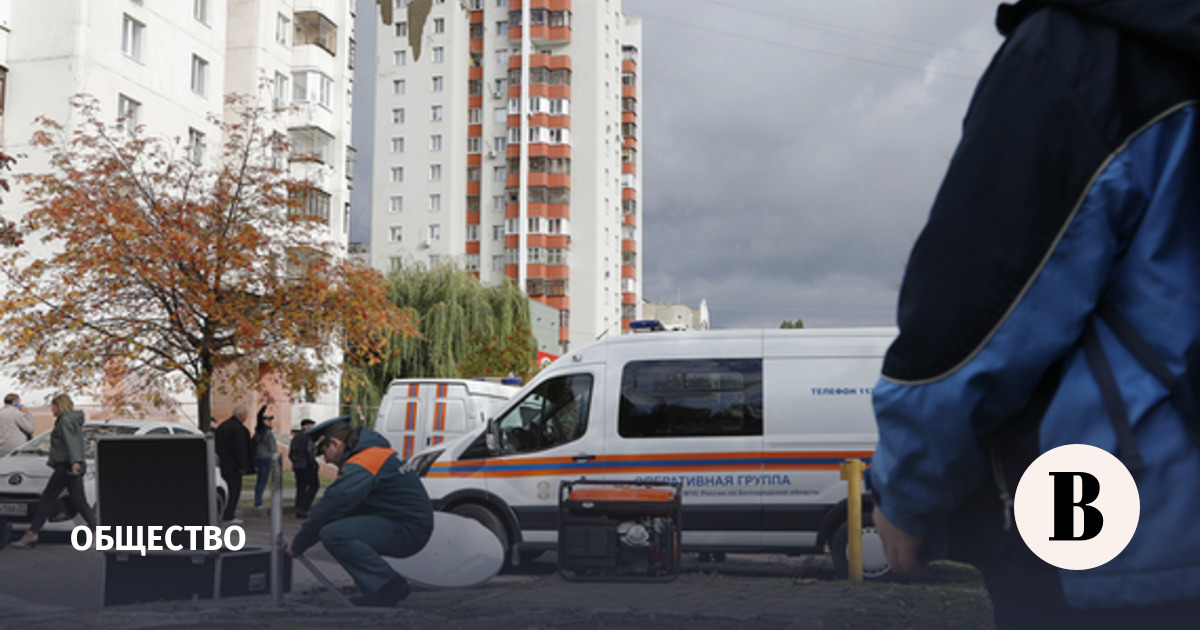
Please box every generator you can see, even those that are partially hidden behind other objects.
[557,479,682,582]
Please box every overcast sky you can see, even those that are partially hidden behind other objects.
[353,0,1007,330]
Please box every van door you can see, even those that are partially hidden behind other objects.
[381,382,424,460]
[474,370,604,548]
[430,383,469,448]
[607,358,765,550]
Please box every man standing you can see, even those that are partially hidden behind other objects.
[283,416,433,607]
[0,393,34,458]
[214,405,253,523]
[288,418,319,518]
[870,1,1200,627]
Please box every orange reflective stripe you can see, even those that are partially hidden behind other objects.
[347,446,395,475]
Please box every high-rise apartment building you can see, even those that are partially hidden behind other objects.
[369,0,642,353]
[0,0,356,425]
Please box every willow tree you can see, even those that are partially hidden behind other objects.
[0,95,413,431]
[343,264,536,414]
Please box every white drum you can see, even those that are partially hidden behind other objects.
[385,511,504,588]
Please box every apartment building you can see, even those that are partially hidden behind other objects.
[0,0,356,426]
[370,0,642,353]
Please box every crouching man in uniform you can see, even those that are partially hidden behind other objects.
[283,416,433,607]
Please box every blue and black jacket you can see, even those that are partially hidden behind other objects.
[871,0,1200,609]
[291,427,434,554]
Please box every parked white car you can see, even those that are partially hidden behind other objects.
[0,420,227,532]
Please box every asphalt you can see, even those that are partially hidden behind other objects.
[0,491,994,630]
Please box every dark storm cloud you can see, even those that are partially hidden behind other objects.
[627,0,1003,328]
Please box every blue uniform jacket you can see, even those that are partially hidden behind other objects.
[871,1,1200,610]
[291,428,433,554]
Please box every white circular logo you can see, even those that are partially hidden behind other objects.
[1014,443,1139,570]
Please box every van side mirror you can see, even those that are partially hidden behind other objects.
[485,418,499,454]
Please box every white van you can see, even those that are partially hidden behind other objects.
[404,327,896,577]
[375,378,520,460]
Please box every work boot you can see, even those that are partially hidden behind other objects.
[351,576,411,607]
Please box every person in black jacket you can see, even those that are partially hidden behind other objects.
[214,405,254,523]
[289,418,318,518]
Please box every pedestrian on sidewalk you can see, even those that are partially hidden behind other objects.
[12,393,95,549]
[214,405,254,523]
[289,418,319,518]
[252,404,276,509]
[0,393,34,458]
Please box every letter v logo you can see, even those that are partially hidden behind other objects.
[1014,444,1139,570]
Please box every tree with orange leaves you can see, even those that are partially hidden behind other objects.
[0,94,414,431]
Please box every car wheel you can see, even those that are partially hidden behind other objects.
[831,519,891,580]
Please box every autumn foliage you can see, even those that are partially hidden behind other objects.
[0,94,414,430]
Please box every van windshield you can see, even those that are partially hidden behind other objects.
[495,374,592,455]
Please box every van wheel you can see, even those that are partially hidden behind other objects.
[451,503,511,559]
[831,520,891,580]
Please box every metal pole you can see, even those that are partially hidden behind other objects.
[840,458,865,581]
[270,452,283,606]
[297,553,354,608]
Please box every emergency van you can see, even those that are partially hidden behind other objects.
[403,327,897,578]
[375,378,520,460]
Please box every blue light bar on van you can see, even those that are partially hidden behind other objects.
[500,377,523,386]
[629,320,667,332]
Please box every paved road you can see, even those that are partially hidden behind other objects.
[0,509,992,629]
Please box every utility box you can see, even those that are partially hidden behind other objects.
[557,479,682,582]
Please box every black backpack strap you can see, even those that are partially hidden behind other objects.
[1094,301,1200,448]
[1082,320,1145,472]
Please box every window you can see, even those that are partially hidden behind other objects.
[187,128,205,165]
[467,166,481,182]
[468,108,482,124]
[389,196,403,212]
[430,135,443,151]
[467,137,481,153]
[273,72,289,108]
[392,107,405,124]
[492,195,505,212]
[391,137,404,153]
[492,255,505,271]
[429,164,442,181]
[194,0,208,24]
[470,22,484,39]
[389,226,403,242]
[122,15,144,60]
[622,251,637,267]
[492,225,504,240]
[548,248,568,265]
[494,166,507,182]
[294,11,338,55]
[428,224,441,240]
[432,76,444,92]
[289,188,332,223]
[289,126,335,163]
[429,195,441,212]
[293,70,333,108]
[276,13,290,45]
[466,254,480,272]
[117,95,140,135]
[396,22,407,37]
[466,224,480,241]
[433,18,445,33]
[431,105,443,121]
[494,107,510,125]
[550,98,569,115]
[496,49,509,65]
[504,217,519,234]
[393,50,406,66]
[548,218,568,234]
[496,21,508,35]
[547,278,567,296]
[622,277,637,293]
[618,360,762,438]
[491,375,593,455]
[393,79,406,95]
[432,46,444,63]
[189,56,209,95]
[494,137,507,152]
[390,167,404,183]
